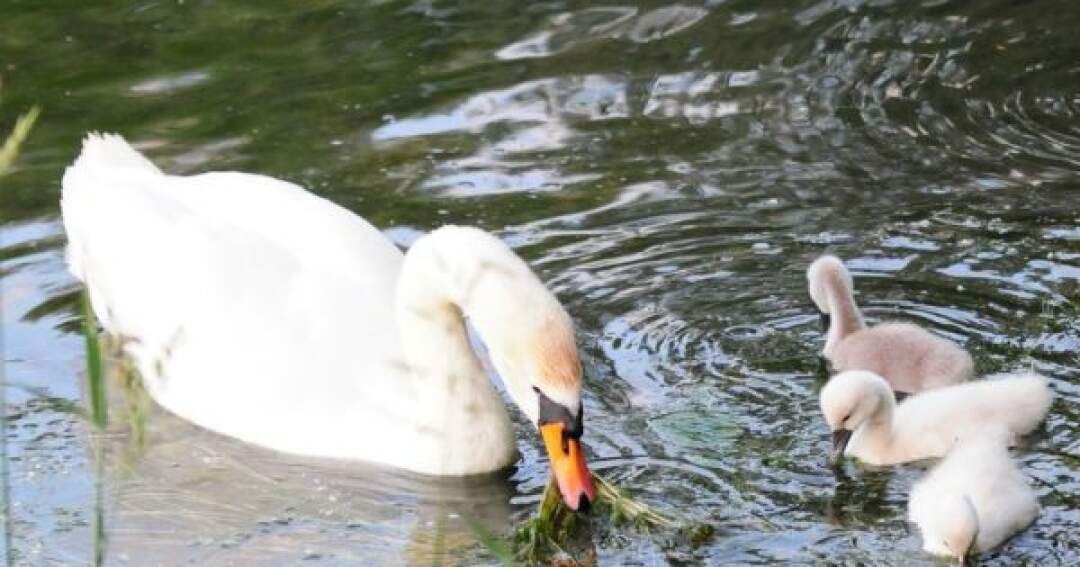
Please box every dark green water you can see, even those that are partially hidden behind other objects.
[2,0,1078,564]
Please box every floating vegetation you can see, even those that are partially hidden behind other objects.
[512,479,585,565]
[593,474,677,529]
[505,473,713,565]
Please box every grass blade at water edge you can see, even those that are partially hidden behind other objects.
[81,290,107,429]
[80,290,108,565]
[0,106,40,177]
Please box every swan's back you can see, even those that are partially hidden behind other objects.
[61,134,413,459]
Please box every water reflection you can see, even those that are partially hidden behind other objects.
[89,400,515,565]
[494,6,711,61]
[129,71,212,96]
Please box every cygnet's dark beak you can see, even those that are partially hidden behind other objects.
[829,429,853,466]
[819,312,831,332]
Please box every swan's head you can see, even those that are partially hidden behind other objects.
[819,370,890,464]
[496,311,596,512]
[807,255,851,328]
[918,494,979,564]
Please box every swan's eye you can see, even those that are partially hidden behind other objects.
[840,413,851,426]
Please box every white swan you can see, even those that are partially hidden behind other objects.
[820,370,1051,466]
[61,134,595,509]
[807,255,974,393]
[908,434,1039,563]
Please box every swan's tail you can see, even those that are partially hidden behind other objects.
[69,133,161,174]
[61,133,163,319]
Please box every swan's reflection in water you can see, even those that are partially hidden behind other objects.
[94,389,514,565]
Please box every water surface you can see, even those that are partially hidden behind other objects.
[1,0,1078,565]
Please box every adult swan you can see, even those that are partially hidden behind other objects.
[61,134,595,510]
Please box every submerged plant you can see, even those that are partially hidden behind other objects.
[504,473,712,565]
[465,518,517,567]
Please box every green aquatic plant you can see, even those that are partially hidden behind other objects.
[512,479,582,564]
[81,290,108,429]
[503,473,711,565]
[79,295,109,566]
[465,518,517,567]
[593,474,676,529]
[0,105,39,177]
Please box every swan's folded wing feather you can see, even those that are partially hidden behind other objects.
[61,156,416,456]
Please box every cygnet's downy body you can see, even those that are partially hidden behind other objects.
[807,255,974,393]
[909,435,1039,562]
[819,370,1052,466]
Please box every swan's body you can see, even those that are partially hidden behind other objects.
[820,370,1051,466]
[807,255,974,393]
[61,134,595,506]
[909,434,1039,561]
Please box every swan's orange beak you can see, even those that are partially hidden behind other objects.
[540,423,595,511]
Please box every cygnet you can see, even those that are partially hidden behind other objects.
[807,255,974,393]
[908,434,1039,563]
[820,370,1051,466]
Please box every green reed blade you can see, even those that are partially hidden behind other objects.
[0,106,40,177]
[81,290,107,429]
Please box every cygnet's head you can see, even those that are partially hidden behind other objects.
[819,370,891,464]
[919,494,979,564]
[806,255,853,327]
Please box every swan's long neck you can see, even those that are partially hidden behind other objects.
[394,253,515,475]
[853,387,895,458]
[823,276,865,357]
[393,226,579,475]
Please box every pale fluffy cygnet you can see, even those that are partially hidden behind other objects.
[807,255,974,393]
[820,370,1052,466]
[909,434,1039,563]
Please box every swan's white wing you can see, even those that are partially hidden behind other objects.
[61,135,417,458]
